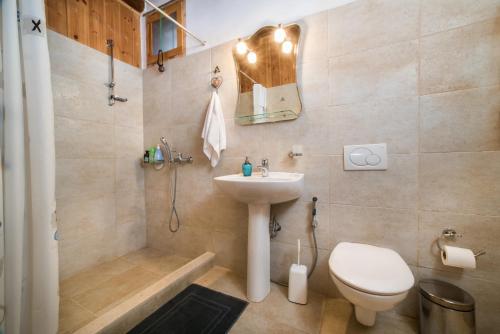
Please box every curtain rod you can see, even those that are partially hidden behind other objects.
[144,0,207,46]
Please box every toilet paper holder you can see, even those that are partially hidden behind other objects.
[437,228,486,258]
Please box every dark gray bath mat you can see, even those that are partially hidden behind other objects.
[128,284,248,334]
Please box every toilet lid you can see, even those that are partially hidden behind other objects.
[329,242,414,295]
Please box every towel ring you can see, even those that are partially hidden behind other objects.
[211,66,223,91]
[436,228,486,258]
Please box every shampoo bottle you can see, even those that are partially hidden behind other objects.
[242,157,252,176]
[149,147,156,164]
[154,144,164,162]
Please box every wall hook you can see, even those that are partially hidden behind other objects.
[211,65,223,90]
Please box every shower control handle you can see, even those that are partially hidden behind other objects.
[174,152,193,164]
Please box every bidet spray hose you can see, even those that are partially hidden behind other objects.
[271,196,320,286]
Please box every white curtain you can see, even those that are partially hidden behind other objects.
[2,0,59,333]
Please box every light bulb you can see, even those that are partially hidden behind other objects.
[274,24,286,43]
[281,40,293,54]
[236,39,248,55]
[247,51,257,64]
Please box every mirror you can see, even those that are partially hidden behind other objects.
[233,24,301,125]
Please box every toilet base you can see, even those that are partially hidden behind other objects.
[355,305,376,326]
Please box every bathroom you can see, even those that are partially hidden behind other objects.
[1,0,499,333]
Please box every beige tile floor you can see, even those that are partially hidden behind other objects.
[59,248,192,334]
[194,267,418,334]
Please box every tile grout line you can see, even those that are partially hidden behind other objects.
[416,0,423,272]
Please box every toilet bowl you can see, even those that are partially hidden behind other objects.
[329,242,414,326]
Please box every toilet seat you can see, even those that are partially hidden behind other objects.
[329,242,414,296]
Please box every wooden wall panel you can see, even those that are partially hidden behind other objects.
[45,0,141,67]
[119,3,134,64]
[89,0,105,53]
[67,0,89,44]
[104,0,122,58]
[46,0,68,35]
[132,12,141,67]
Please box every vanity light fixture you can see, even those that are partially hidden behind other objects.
[247,51,257,64]
[281,40,293,54]
[274,24,286,43]
[236,38,248,55]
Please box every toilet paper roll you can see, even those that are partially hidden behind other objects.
[441,245,476,269]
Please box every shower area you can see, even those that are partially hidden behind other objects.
[1,1,214,333]
[50,30,210,334]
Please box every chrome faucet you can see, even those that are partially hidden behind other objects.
[258,158,269,177]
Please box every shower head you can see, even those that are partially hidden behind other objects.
[160,136,174,163]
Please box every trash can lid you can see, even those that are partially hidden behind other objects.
[419,279,475,312]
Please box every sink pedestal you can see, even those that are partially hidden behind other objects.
[213,172,304,303]
[247,203,271,302]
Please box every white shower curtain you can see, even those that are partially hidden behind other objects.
[2,0,59,333]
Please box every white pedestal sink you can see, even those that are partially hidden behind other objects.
[214,172,304,302]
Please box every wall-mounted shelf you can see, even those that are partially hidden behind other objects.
[140,158,165,170]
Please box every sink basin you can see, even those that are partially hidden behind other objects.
[214,172,304,302]
[214,172,304,204]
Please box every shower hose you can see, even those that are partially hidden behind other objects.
[168,163,180,232]
[271,196,319,287]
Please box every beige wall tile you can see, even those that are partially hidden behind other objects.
[115,190,146,225]
[420,152,500,215]
[52,74,113,124]
[58,226,118,279]
[115,159,145,193]
[221,121,267,159]
[420,86,500,153]
[419,267,500,333]
[170,50,211,92]
[329,40,418,105]
[114,125,144,159]
[271,201,331,250]
[271,155,331,203]
[56,159,114,200]
[420,19,500,95]
[48,31,108,85]
[115,221,147,257]
[331,204,418,265]
[51,29,145,277]
[330,154,418,209]
[170,84,212,125]
[328,0,419,57]
[418,211,500,281]
[421,0,500,36]
[171,226,214,259]
[114,93,143,128]
[261,106,331,157]
[210,40,237,82]
[55,117,114,159]
[57,194,116,242]
[298,11,329,64]
[212,230,247,276]
[297,58,329,110]
[331,97,418,154]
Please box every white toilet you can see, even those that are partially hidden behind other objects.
[329,242,414,326]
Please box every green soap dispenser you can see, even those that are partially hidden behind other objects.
[242,157,252,176]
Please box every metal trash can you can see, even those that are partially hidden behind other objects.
[419,279,476,334]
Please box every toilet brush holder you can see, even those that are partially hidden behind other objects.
[288,239,308,304]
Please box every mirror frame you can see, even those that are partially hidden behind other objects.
[233,23,302,125]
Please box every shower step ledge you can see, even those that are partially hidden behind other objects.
[73,251,215,334]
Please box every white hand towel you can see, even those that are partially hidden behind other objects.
[202,91,226,167]
[253,83,267,115]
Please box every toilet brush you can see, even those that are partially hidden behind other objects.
[288,239,308,304]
